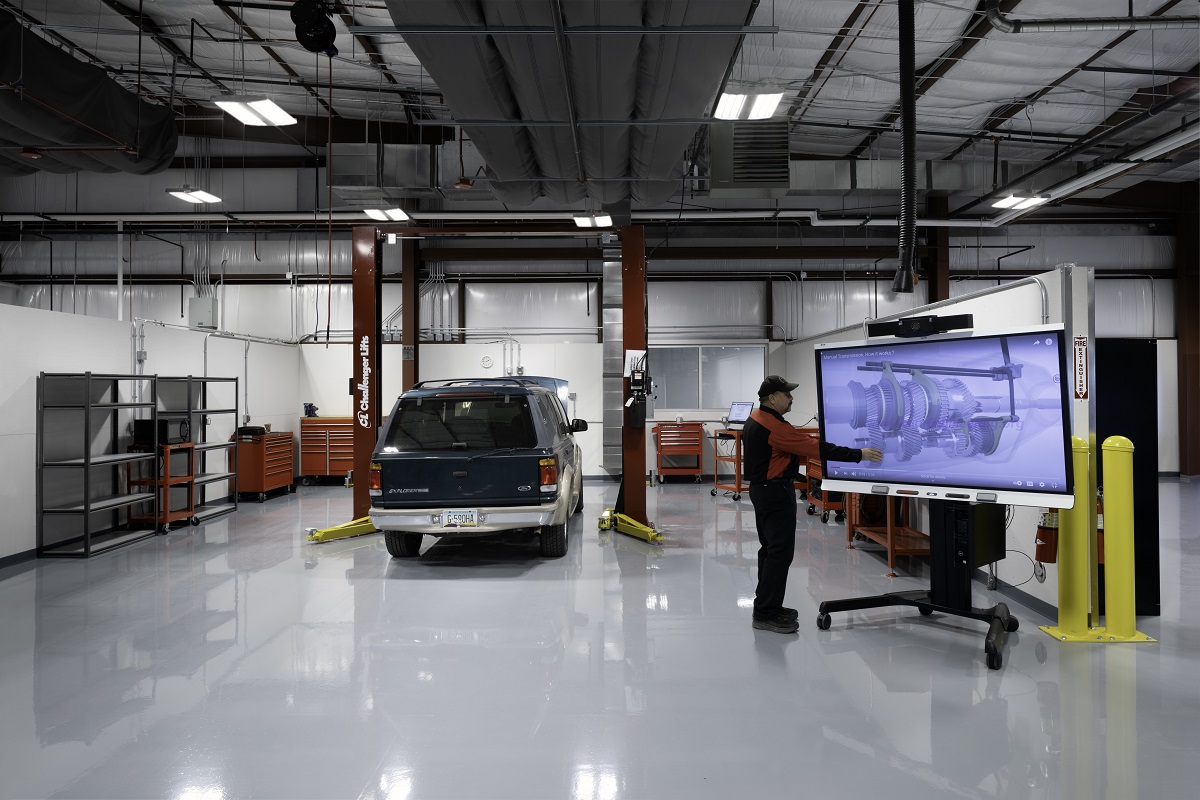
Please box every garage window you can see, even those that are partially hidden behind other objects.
[649,345,765,411]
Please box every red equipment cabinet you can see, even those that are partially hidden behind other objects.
[652,422,705,483]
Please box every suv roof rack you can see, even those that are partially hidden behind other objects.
[411,378,542,389]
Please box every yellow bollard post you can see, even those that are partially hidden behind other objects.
[1099,436,1155,643]
[1041,436,1093,641]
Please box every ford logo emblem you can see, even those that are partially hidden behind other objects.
[518,485,532,492]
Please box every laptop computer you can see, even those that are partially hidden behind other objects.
[724,401,755,431]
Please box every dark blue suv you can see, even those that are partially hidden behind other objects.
[369,378,588,558]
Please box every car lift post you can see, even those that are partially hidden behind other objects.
[599,225,661,545]
[351,225,384,522]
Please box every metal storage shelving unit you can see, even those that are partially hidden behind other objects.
[157,375,239,522]
[37,372,159,557]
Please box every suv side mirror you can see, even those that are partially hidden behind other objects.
[571,418,589,433]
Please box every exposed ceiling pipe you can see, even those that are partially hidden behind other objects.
[891,0,916,294]
[549,0,586,185]
[984,0,1199,32]
[3,119,1193,229]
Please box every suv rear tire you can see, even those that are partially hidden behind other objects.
[385,530,423,558]
[540,523,567,558]
[573,482,584,515]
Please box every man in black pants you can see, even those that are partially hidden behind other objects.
[743,375,883,633]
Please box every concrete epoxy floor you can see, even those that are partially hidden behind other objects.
[0,478,1197,800]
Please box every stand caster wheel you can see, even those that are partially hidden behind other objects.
[710,489,717,497]
[190,516,200,526]
[258,493,266,503]
[806,504,816,516]
[694,476,701,484]
[732,493,741,501]
[159,525,170,535]
[918,606,933,616]
[821,511,830,523]
[816,613,832,630]
[1005,616,1019,633]
[986,651,1003,670]
[656,475,663,484]
[834,511,845,522]
[798,490,807,500]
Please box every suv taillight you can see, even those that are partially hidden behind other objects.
[368,462,381,493]
[539,456,558,492]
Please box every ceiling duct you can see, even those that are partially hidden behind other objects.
[710,120,791,198]
[984,0,1200,33]
[329,143,435,206]
[383,0,757,206]
[0,12,177,177]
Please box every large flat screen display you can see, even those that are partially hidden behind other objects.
[815,323,1074,508]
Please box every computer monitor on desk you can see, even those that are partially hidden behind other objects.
[724,401,754,431]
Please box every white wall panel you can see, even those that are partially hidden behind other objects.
[1157,339,1180,473]
[1094,278,1175,338]
[299,343,354,418]
[947,234,1174,272]
[465,283,598,341]
[771,279,928,342]
[0,306,146,560]
[648,281,766,340]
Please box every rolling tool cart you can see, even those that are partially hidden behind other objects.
[652,422,704,483]
[128,441,198,532]
[710,429,745,500]
[804,458,845,522]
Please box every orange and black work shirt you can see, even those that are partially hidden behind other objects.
[742,406,863,483]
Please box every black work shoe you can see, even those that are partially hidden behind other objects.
[752,615,800,634]
[778,607,799,622]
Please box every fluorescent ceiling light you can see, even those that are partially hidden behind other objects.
[747,93,784,119]
[213,96,297,127]
[991,194,1024,209]
[572,213,612,228]
[364,208,409,222]
[1014,196,1049,209]
[167,187,221,204]
[715,92,784,120]
[714,93,747,120]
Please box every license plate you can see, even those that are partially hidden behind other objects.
[442,509,478,528]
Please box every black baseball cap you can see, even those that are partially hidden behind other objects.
[758,375,799,399]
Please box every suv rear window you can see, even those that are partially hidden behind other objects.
[380,395,538,451]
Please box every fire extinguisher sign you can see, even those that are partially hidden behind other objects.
[1073,335,1089,399]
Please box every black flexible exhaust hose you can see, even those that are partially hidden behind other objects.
[892,0,916,294]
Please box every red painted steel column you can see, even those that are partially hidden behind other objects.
[622,225,647,525]
[352,226,382,520]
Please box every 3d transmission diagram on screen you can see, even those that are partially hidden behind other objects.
[824,342,1059,463]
